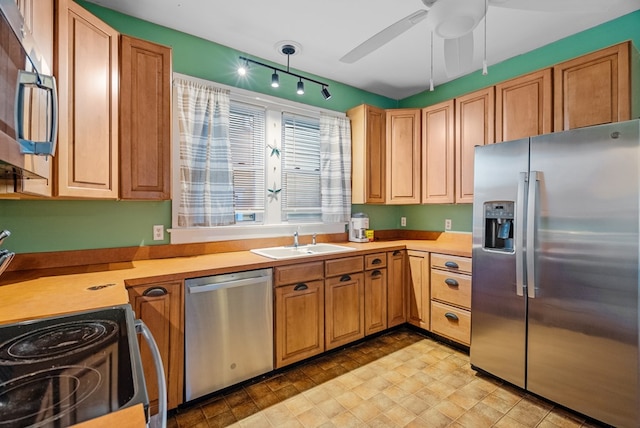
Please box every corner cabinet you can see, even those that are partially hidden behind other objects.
[274,262,325,368]
[455,87,494,204]
[495,68,552,143]
[120,35,172,200]
[554,42,632,132]
[55,0,119,198]
[127,281,184,412]
[386,109,421,204]
[421,100,455,204]
[348,104,386,204]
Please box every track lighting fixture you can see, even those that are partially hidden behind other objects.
[238,43,331,100]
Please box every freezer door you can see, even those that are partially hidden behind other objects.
[471,138,529,388]
[527,120,639,428]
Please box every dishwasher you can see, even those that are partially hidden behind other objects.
[184,268,273,401]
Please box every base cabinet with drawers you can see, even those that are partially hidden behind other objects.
[274,261,325,368]
[430,253,472,346]
[325,256,365,350]
[364,253,388,336]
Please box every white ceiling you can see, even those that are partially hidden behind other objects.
[86,0,640,100]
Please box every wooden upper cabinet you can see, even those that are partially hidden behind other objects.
[55,0,119,198]
[455,87,494,204]
[120,35,172,200]
[554,42,631,131]
[495,68,552,143]
[421,100,454,204]
[347,104,386,204]
[386,108,421,205]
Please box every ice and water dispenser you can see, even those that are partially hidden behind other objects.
[483,201,515,252]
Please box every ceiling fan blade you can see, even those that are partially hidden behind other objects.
[340,10,428,63]
[444,32,474,77]
[489,0,616,13]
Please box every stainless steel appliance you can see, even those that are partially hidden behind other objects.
[185,268,273,401]
[471,120,640,428]
[0,1,58,179]
[0,304,165,427]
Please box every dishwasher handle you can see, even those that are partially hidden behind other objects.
[188,275,270,294]
[135,319,166,428]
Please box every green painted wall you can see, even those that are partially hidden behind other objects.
[1,5,638,252]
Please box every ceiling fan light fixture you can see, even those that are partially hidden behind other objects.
[427,0,485,39]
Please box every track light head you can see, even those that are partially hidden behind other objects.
[271,71,279,88]
[297,79,305,95]
[321,86,331,100]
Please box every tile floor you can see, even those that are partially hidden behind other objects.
[168,328,607,428]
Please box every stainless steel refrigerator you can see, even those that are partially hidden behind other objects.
[471,119,639,428]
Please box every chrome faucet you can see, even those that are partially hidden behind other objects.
[293,231,299,249]
[312,233,317,245]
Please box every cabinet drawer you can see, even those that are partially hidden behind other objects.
[325,256,364,277]
[431,270,471,309]
[275,261,324,286]
[431,253,472,274]
[431,301,471,345]
[365,253,387,270]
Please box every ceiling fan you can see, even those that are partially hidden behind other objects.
[340,0,617,77]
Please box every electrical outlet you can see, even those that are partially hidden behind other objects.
[153,225,164,241]
[445,219,452,231]
[401,217,407,227]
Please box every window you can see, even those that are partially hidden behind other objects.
[170,75,350,244]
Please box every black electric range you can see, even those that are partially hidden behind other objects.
[0,305,149,427]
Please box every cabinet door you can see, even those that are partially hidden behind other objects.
[386,109,421,204]
[554,42,631,131]
[325,272,365,350]
[387,250,406,327]
[407,250,430,330]
[495,68,552,143]
[128,281,184,412]
[120,35,172,200]
[275,280,325,368]
[455,87,494,204]
[55,0,119,198]
[364,268,387,336]
[421,100,454,204]
[348,104,386,204]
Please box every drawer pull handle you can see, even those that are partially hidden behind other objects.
[444,261,459,269]
[371,269,382,277]
[340,275,352,282]
[143,287,168,297]
[393,250,402,256]
[445,278,459,287]
[294,283,308,291]
[445,312,459,321]
[372,258,382,265]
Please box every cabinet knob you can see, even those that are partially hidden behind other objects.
[340,275,352,282]
[444,261,459,269]
[294,283,308,291]
[143,287,168,297]
[445,312,459,321]
[444,278,459,287]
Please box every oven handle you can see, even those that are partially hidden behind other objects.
[135,319,167,428]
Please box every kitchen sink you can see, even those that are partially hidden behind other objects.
[250,243,356,260]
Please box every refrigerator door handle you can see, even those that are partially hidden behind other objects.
[515,172,527,296]
[526,170,539,299]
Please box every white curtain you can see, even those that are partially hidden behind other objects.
[320,114,352,222]
[175,78,235,227]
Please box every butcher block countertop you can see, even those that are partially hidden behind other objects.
[0,232,471,325]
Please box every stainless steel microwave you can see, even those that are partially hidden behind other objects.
[0,0,57,180]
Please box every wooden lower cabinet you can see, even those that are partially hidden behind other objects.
[407,250,430,330]
[387,250,407,327]
[127,281,184,412]
[274,279,325,368]
[364,253,387,336]
[325,272,365,350]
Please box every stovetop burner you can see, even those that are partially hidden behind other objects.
[0,366,101,428]
[0,320,118,364]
